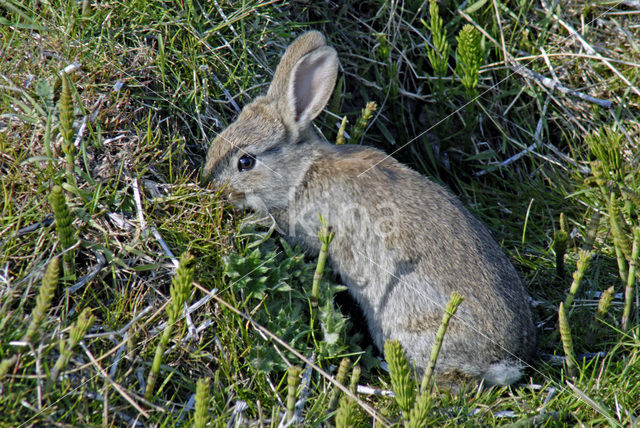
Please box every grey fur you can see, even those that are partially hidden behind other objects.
[202,31,537,387]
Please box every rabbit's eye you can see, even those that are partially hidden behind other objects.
[237,154,256,171]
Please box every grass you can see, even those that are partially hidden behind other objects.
[1,0,639,426]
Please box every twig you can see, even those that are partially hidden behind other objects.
[89,94,105,123]
[474,129,587,177]
[621,0,640,7]
[87,306,153,339]
[67,251,107,294]
[539,47,559,84]
[264,373,285,407]
[58,61,81,76]
[101,134,128,145]
[356,384,395,397]
[475,96,551,177]
[136,367,146,394]
[277,412,298,428]
[106,210,133,231]
[458,10,614,108]
[534,97,551,146]
[469,408,516,417]
[179,319,215,345]
[73,115,88,149]
[539,387,556,416]
[184,301,198,340]
[115,411,145,427]
[503,52,640,69]
[176,393,196,423]
[508,61,613,108]
[9,214,55,239]
[499,412,566,427]
[131,178,148,238]
[540,0,640,97]
[150,226,178,269]
[227,400,248,428]
[108,331,127,379]
[35,342,44,409]
[542,351,607,366]
[294,357,314,423]
[149,288,216,335]
[210,72,241,113]
[131,178,179,268]
[584,290,624,300]
[492,0,508,66]
[79,342,150,419]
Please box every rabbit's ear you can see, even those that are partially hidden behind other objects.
[285,45,338,128]
[268,31,327,99]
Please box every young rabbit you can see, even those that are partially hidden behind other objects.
[202,31,537,387]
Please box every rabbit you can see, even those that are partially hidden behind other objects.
[202,31,537,387]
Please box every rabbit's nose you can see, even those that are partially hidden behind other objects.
[225,190,245,203]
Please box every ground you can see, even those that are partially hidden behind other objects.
[0,0,639,426]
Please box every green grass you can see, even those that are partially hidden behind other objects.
[1,0,639,426]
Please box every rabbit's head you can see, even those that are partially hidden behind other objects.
[202,31,338,214]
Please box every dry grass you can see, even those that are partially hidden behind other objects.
[1,0,639,426]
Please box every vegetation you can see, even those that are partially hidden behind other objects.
[1,0,639,425]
